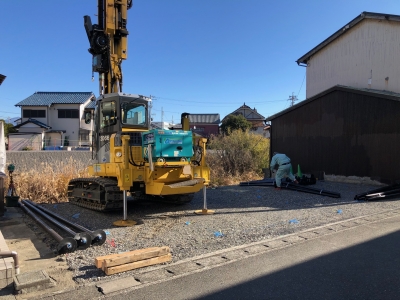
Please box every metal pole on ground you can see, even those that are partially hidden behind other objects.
[22,200,92,250]
[25,200,106,246]
[195,186,215,215]
[113,190,137,226]
[20,202,77,254]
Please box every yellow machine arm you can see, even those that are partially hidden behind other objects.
[84,0,133,95]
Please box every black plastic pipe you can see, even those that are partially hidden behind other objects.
[20,202,77,254]
[21,200,92,250]
[239,179,340,198]
[25,200,106,246]
[354,184,400,200]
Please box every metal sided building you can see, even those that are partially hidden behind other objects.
[296,12,400,99]
[266,85,400,184]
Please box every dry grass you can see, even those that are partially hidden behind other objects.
[4,157,88,203]
[206,130,270,186]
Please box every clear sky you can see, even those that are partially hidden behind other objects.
[1,0,399,124]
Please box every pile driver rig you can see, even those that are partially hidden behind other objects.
[67,0,210,212]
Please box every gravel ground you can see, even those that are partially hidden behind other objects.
[20,180,400,285]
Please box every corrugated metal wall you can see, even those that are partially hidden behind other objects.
[270,89,400,184]
[306,19,400,98]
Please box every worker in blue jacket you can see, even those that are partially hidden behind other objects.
[270,152,298,190]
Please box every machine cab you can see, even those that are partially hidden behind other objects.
[92,93,151,162]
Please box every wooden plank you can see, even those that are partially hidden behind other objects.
[105,254,172,276]
[95,247,165,269]
[102,246,170,270]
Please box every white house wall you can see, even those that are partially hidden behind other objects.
[48,103,82,146]
[306,19,400,98]
[20,106,47,124]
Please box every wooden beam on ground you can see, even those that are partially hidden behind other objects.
[95,247,163,269]
[102,246,170,270]
[104,254,172,275]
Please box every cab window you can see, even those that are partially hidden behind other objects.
[100,101,117,129]
[121,103,147,126]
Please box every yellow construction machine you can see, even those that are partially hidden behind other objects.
[67,0,210,211]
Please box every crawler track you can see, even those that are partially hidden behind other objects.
[68,177,123,212]
[68,177,195,212]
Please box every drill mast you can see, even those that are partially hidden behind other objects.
[84,0,132,95]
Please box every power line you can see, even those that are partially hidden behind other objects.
[152,95,288,105]
[0,110,20,114]
[297,72,306,98]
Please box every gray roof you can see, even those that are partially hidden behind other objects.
[188,114,220,124]
[14,118,51,129]
[296,12,400,66]
[15,92,95,107]
[85,100,97,109]
[266,85,400,121]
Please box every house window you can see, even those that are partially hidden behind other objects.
[58,109,79,119]
[23,109,45,118]
[194,127,205,132]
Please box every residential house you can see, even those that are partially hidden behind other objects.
[267,11,400,183]
[163,114,220,137]
[9,92,95,150]
[188,114,220,137]
[223,103,269,137]
[297,11,400,98]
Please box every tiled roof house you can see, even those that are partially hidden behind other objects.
[223,103,269,137]
[9,91,95,150]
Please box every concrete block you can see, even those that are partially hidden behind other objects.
[0,259,5,280]
[14,270,56,294]
[5,259,14,278]
[96,276,140,295]
[0,277,14,289]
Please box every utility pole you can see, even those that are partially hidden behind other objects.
[288,92,298,107]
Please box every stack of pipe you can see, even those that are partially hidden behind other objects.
[354,184,400,201]
[239,178,341,198]
[20,200,106,255]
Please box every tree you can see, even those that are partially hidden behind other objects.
[0,120,17,136]
[220,114,252,135]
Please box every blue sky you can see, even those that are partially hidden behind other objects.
[1,0,399,124]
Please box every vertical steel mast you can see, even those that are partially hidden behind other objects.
[84,0,132,95]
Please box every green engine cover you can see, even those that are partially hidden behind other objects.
[142,129,193,162]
